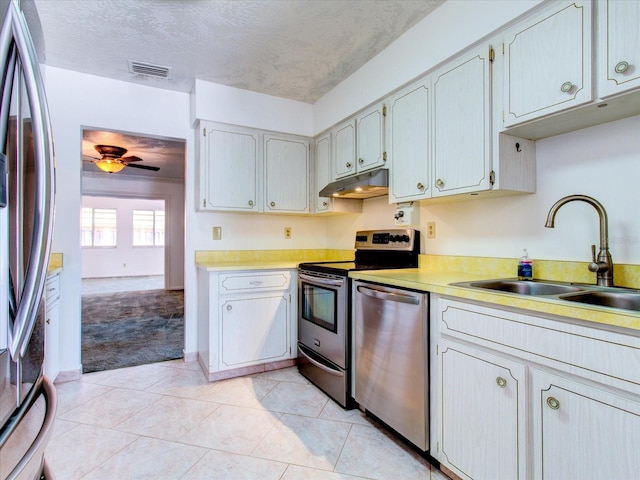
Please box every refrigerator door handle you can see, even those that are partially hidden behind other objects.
[3,1,55,359]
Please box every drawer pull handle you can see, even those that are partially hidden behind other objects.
[249,281,263,286]
[560,81,573,93]
[615,61,629,74]
[547,396,560,410]
[496,377,507,388]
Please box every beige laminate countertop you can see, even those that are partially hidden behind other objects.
[350,269,640,333]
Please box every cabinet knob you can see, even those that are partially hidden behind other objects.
[226,305,232,311]
[46,318,50,324]
[546,396,560,410]
[436,178,444,188]
[615,61,630,74]
[248,200,254,206]
[560,81,573,93]
[322,201,328,207]
[496,377,507,388]
[345,162,352,169]
[270,201,276,207]
[358,157,364,165]
[417,182,424,190]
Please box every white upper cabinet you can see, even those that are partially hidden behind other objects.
[198,121,310,214]
[388,80,430,203]
[333,102,386,180]
[597,0,640,98]
[504,1,593,127]
[432,45,491,197]
[355,102,386,173]
[264,134,309,214]
[199,122,260,212]
[332,118,357,179]
[314,132,332,213]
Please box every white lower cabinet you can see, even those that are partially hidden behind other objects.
[197,268,296,380]
[219,293,289,369]
[439,340,526,480]
[531,369,640,480]
[432,295,640,480]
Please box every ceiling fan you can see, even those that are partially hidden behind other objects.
[84,144,160,173]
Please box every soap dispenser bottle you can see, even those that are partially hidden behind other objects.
[518,249,533,280]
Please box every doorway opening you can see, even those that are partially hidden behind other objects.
[80,127,186,373]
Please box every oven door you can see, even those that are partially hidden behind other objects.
[298,270,348,368]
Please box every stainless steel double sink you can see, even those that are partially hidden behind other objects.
[451,278,640,312]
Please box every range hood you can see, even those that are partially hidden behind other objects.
[319,168,389,199]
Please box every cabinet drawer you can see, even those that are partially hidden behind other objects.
[219,271,291,293]
[439,298,640,389]
[45,275,60,304]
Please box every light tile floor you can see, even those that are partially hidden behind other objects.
[46,360,449,480]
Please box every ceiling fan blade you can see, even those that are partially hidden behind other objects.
[121,156,143,162]
[126,163,160,171]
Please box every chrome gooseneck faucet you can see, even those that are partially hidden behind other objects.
[545,194,613,287]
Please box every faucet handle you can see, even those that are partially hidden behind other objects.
[588,244,600,273]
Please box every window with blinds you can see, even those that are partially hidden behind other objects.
[81,207,117,247]
[132,210,165,247]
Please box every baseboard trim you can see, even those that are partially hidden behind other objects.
[55,368,82,383]
[183,351,198,363]
[204,359,297,382]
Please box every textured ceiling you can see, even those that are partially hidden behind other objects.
[34,0,444,104]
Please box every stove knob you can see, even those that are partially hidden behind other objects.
[401,235,410,242]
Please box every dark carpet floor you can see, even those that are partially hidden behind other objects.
[81,289,184,373]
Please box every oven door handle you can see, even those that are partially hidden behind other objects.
[299,272,344,287]
[356,285,420,305]
[298,345,345,377]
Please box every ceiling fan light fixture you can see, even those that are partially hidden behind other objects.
[96,159,126,173]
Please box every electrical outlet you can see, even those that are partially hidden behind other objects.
[213,226,222,240]
[284,227,292,239]
[427,222,436,239]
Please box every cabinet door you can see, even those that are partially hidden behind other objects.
[356,103,386,173]
[388,80,430,202]
[200,123,259,211]
[333,119,356,179]
[264,135,309,213]
[504,1,593,127]
[315,133,331,213]
[597,0,640,98]
[532,370,640,480]
[219,293,289,369]
[439,340,526,480]
[432,45,491,196]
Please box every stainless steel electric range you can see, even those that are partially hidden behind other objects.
[297,229,420,408]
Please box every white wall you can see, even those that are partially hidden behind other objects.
[81,196,165,278]
[313,0,543,132]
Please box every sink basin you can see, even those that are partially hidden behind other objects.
[465,279,585,296]
[559,291,640,312]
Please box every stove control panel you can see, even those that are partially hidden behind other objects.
[354,229,418,251]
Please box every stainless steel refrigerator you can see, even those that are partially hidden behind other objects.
[0,0,57,478]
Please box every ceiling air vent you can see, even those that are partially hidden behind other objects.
[127,60,171,79]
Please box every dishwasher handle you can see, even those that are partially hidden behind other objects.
[357,285,420,305]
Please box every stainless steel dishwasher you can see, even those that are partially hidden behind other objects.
[353,280,429,451]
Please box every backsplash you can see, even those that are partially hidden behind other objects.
[419,255,640,289]
[195,249,354,264]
